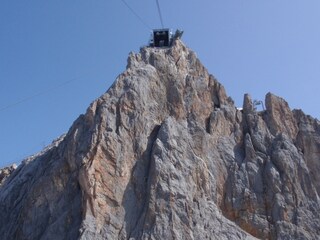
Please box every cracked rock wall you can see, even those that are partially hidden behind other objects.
[0,40,319,240]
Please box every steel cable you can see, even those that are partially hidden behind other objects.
[120,0,151,30]
[156,0,164,28]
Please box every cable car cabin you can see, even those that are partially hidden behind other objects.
[149,29,173,47]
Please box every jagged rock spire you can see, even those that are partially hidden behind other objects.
[1,40,320,240]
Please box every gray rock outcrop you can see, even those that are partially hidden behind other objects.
[0,164,17,186]
[0,39,319,240]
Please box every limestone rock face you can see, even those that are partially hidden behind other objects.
[0,40,320,240]
[0,164,17,186]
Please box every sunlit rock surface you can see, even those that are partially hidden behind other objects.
[1,40,319,240]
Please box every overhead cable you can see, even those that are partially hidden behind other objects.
[0,76,81,112]
[120,0,151,30]
[155,0,164,28]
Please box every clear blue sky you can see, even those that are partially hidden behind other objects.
[1,0,320,167]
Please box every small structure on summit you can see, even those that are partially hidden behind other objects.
[149,29,184,48]
[253,99,265,111]
[149,29,172,47]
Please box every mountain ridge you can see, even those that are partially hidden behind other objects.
[1,39,320,239]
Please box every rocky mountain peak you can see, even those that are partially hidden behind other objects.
[1,39,320,240]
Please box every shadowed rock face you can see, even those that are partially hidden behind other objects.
[1,40,320,240]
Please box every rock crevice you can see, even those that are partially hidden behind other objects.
[1,39,319,239]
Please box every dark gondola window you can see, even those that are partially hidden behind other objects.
[153,29,170,47]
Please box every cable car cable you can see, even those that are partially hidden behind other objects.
[155,0,164,28]
[0,76,81,112]
[1,1,166,113]
[120,0,151,30]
